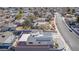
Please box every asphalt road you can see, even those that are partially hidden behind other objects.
[55,12,79,51]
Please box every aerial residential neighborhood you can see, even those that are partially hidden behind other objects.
[0,7,79,51]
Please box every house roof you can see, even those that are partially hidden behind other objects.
[27,32,53,45]
[3,35,15,43]
[33,18,46,22]
[0,32,13,43]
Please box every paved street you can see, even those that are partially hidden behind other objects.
[55,12,79,51]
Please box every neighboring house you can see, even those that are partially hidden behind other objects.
[0,32,16,49]
[33,18,48,27]
[0,21,5,28]
[33,18,46,22]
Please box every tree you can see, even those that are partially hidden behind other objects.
[15,14,22,20]
[46,15,52,22]
[23,20,31,26]
[22,19,32,29]
[15,8,23,20]
[66,7,71,14]
[19,8,23,14]
[76,16,79,23]
[72,9,75,14]
[34,11,39,17]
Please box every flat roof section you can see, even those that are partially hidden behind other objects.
[19,34,30,42]
[0,32,13,43]
[3,35,15,43]
[27,32,53,45]
[27,36,53,45]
